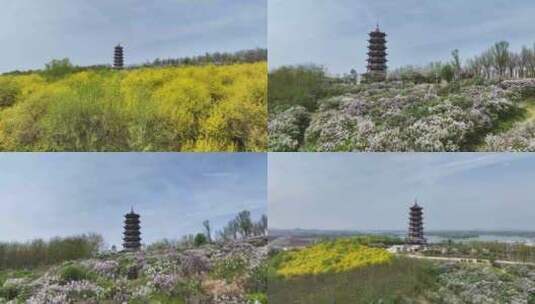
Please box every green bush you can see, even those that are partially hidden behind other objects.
[528,289,535,304]
[269,65,328,112]
[450,95,472,109]
[0,81,19,107]
[247,293,267,304]
[440,64,455,83]
[59,265,88,282]
[141,293,186,304]
[174,279,202,298]
[193,233,208,247]
[211,256,247,282]
[0,234,103,270]
[247,262,268,293]
[400,70,428,84]
[0,285,18,300]
[42,58,75,80]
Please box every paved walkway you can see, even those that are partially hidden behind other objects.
[404,254,535,267]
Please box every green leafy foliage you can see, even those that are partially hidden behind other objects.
[269,255,438,304]
[42,58,75,80]
[193,233,208,247]
[246,262,268,294]
[211,256,247,282]
[59,264,89,282]
[0,234,103,270]
[441,64,455,83]
[269,65,329,112]
[247,292,267,304]
[0,79,19,107]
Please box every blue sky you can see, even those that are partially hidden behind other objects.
[0,0,266,72]
[0,153,266,248]
[269,153,535,231]
[269,0,535,74]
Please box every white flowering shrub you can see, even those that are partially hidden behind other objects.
[482,121,535,151]
[26,280,104,304]
[268,106,310,151]
[92,260,119,278]
[270,82,521,151]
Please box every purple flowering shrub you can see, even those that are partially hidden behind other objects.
[1,239,267,304]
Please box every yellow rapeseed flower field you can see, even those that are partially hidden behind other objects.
[0,62,266,151]
[275,238,393,277]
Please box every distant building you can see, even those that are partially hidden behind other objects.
[364,25,388,82]
[387,244,422,254]
[407,200,427,245]
[123,207,141,251]
[114,44,124,69]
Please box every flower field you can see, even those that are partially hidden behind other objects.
[268,237,437,303]
[269,76,535,152]
[0,62,266,152]
[0,240,268,304]
[273,238,393,277]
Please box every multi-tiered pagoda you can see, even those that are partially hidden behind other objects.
[407,200,426,245]
[114,44,124,69]
[365,25,388,82]
[123,207,141,251]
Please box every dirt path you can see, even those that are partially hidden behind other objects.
[523,97,535,122]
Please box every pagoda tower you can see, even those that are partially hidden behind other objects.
[114,44,124,69]
[407,200,426,245]
[123,207,141,251]
[365,25,388,82]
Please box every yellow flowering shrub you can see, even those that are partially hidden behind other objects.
[275,238,393,277]
[0,62,266,151]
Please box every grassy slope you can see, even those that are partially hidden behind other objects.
[268,238,438,303]
[268,256,438,304]
[523,97,535,121]
[471,95,535,150]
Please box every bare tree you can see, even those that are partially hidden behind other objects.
[260,214,268,236]
[480,51,493,79]
[491,41,510,79]
[451,49,462,80]
[236,210,253,238]
[526,44,535,78]
[202,220,212,243]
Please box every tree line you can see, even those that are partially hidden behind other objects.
[0,211,267,269]
[2,48,267,76]
[466,41,535,79]
[149,211,268,250]
[380,41,535,83]
[0,234,103,270]
[215,210,268,241]
[142,48,267,68]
